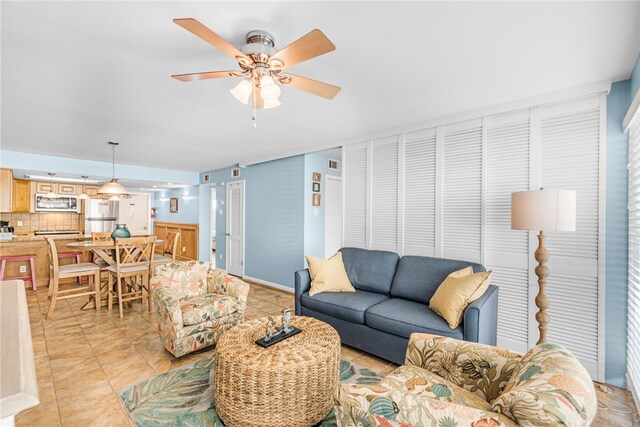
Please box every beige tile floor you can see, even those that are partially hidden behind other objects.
[15,281,639,426]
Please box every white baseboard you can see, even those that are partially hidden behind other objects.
[242,275,294,294]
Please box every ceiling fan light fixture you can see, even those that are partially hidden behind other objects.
[230,79,252,105]
[260,75,281,101]
[263,98,282,109]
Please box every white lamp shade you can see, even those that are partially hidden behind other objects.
[511,189,576,232]
[230,80,252,105]
[263,98,282,109]
[98,178,128,195]
[260,76,281,101]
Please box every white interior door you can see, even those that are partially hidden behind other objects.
[119,193,150,235]
[226,181,245,276]
[325,176,343,258]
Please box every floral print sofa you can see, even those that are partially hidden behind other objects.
[335,333,597,426]
[150,261,249,357]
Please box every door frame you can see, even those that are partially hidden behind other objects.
[324,175,343,258]
[123,192,152,235]
[210,186,217,266]
[225,180,245,276]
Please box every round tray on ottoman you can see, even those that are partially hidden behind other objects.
[213,316,341,427]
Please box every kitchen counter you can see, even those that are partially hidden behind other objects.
[0,234,89,288]
[0,233,87,244]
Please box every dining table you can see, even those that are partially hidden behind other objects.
[67,238,164,310]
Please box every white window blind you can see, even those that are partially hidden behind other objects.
[343,143,368,248]
[539,96,601,377]
[485,110,530,353]
[627,109,640,399]
[443,119,483,262]
[403,128,437,256]
[371,136,399,251]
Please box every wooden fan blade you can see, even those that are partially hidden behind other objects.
[279,73,341,100]
[174,18,249,63]
[172,70,242,82]
[253,85,264,109]
[269,29,335,70]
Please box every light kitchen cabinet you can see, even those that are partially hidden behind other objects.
[83,185,101,197]
[35,182,56,194]
[0,169,12,212]
[57,184,77,195]
[12,180,30,212]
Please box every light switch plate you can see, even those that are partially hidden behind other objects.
[19,265,27,273]
[17,221,23,226]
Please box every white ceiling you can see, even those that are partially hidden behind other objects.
[2,2,639,173]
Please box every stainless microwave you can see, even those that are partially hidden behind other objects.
[34,195,79,212]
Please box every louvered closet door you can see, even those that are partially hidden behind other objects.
[627,110,640,400]
[403,128,437,256]
[343,143,368,248]
[370,136,399,251]
[485,110,531,354]
[539,95,602,379]
[442,119,482,262]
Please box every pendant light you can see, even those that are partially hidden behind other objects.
[78,176,91,200]
[98,141,128,196]
[45,173,57,198]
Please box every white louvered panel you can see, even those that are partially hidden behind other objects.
[370,136,399,251]
[491,267,530,353]
[343,143,367,248]
[403,128,437,256]
[628,111,640,403]
[539,96,601,379]
[485,111,530,354]
[541,108,600,260]
[443,120,482,262]
[545,274,599,375]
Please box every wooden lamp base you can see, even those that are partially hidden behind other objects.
[534,230,550,345]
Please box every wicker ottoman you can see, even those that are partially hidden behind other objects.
[213,316,341,427]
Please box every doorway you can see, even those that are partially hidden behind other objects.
[210,187,217,268]
[324,176,343,258]
[118,193,151,236]
[226,181,245,276]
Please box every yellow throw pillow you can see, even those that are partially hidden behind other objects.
[429,269,492,329]
[306,252,355,296]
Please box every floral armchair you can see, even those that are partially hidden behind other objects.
[335,334,597,427]
[150,261,249,357]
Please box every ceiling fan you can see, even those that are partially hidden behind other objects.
[171,18,341,110]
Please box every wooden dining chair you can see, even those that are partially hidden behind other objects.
[153,232,180,266]
[107,236,155,318]
[91,232,113,268]
[45,237,101,319]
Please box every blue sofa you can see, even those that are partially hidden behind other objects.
[294,247,498,365]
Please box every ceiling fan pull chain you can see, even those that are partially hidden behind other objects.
[252,107,257,129]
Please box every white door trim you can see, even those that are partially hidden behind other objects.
[225,180,245,276]
[325,175,343,258]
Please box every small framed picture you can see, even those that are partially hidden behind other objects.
[312,182,320,193]
[170,197,179,213]
[312,193,321,207]
[312,172,321,182]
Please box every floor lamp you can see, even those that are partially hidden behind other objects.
[511,189,576,345]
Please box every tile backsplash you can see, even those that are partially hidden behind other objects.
[0,212,83,234]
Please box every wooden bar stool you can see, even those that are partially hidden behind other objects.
[45,237,100,319]
[0,254,37,290]
[152,232,180,267]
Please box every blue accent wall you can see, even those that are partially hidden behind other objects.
[606,80,632,387]
[304,152,341,261]
[199,157,305,288]
[153,185,200,224]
